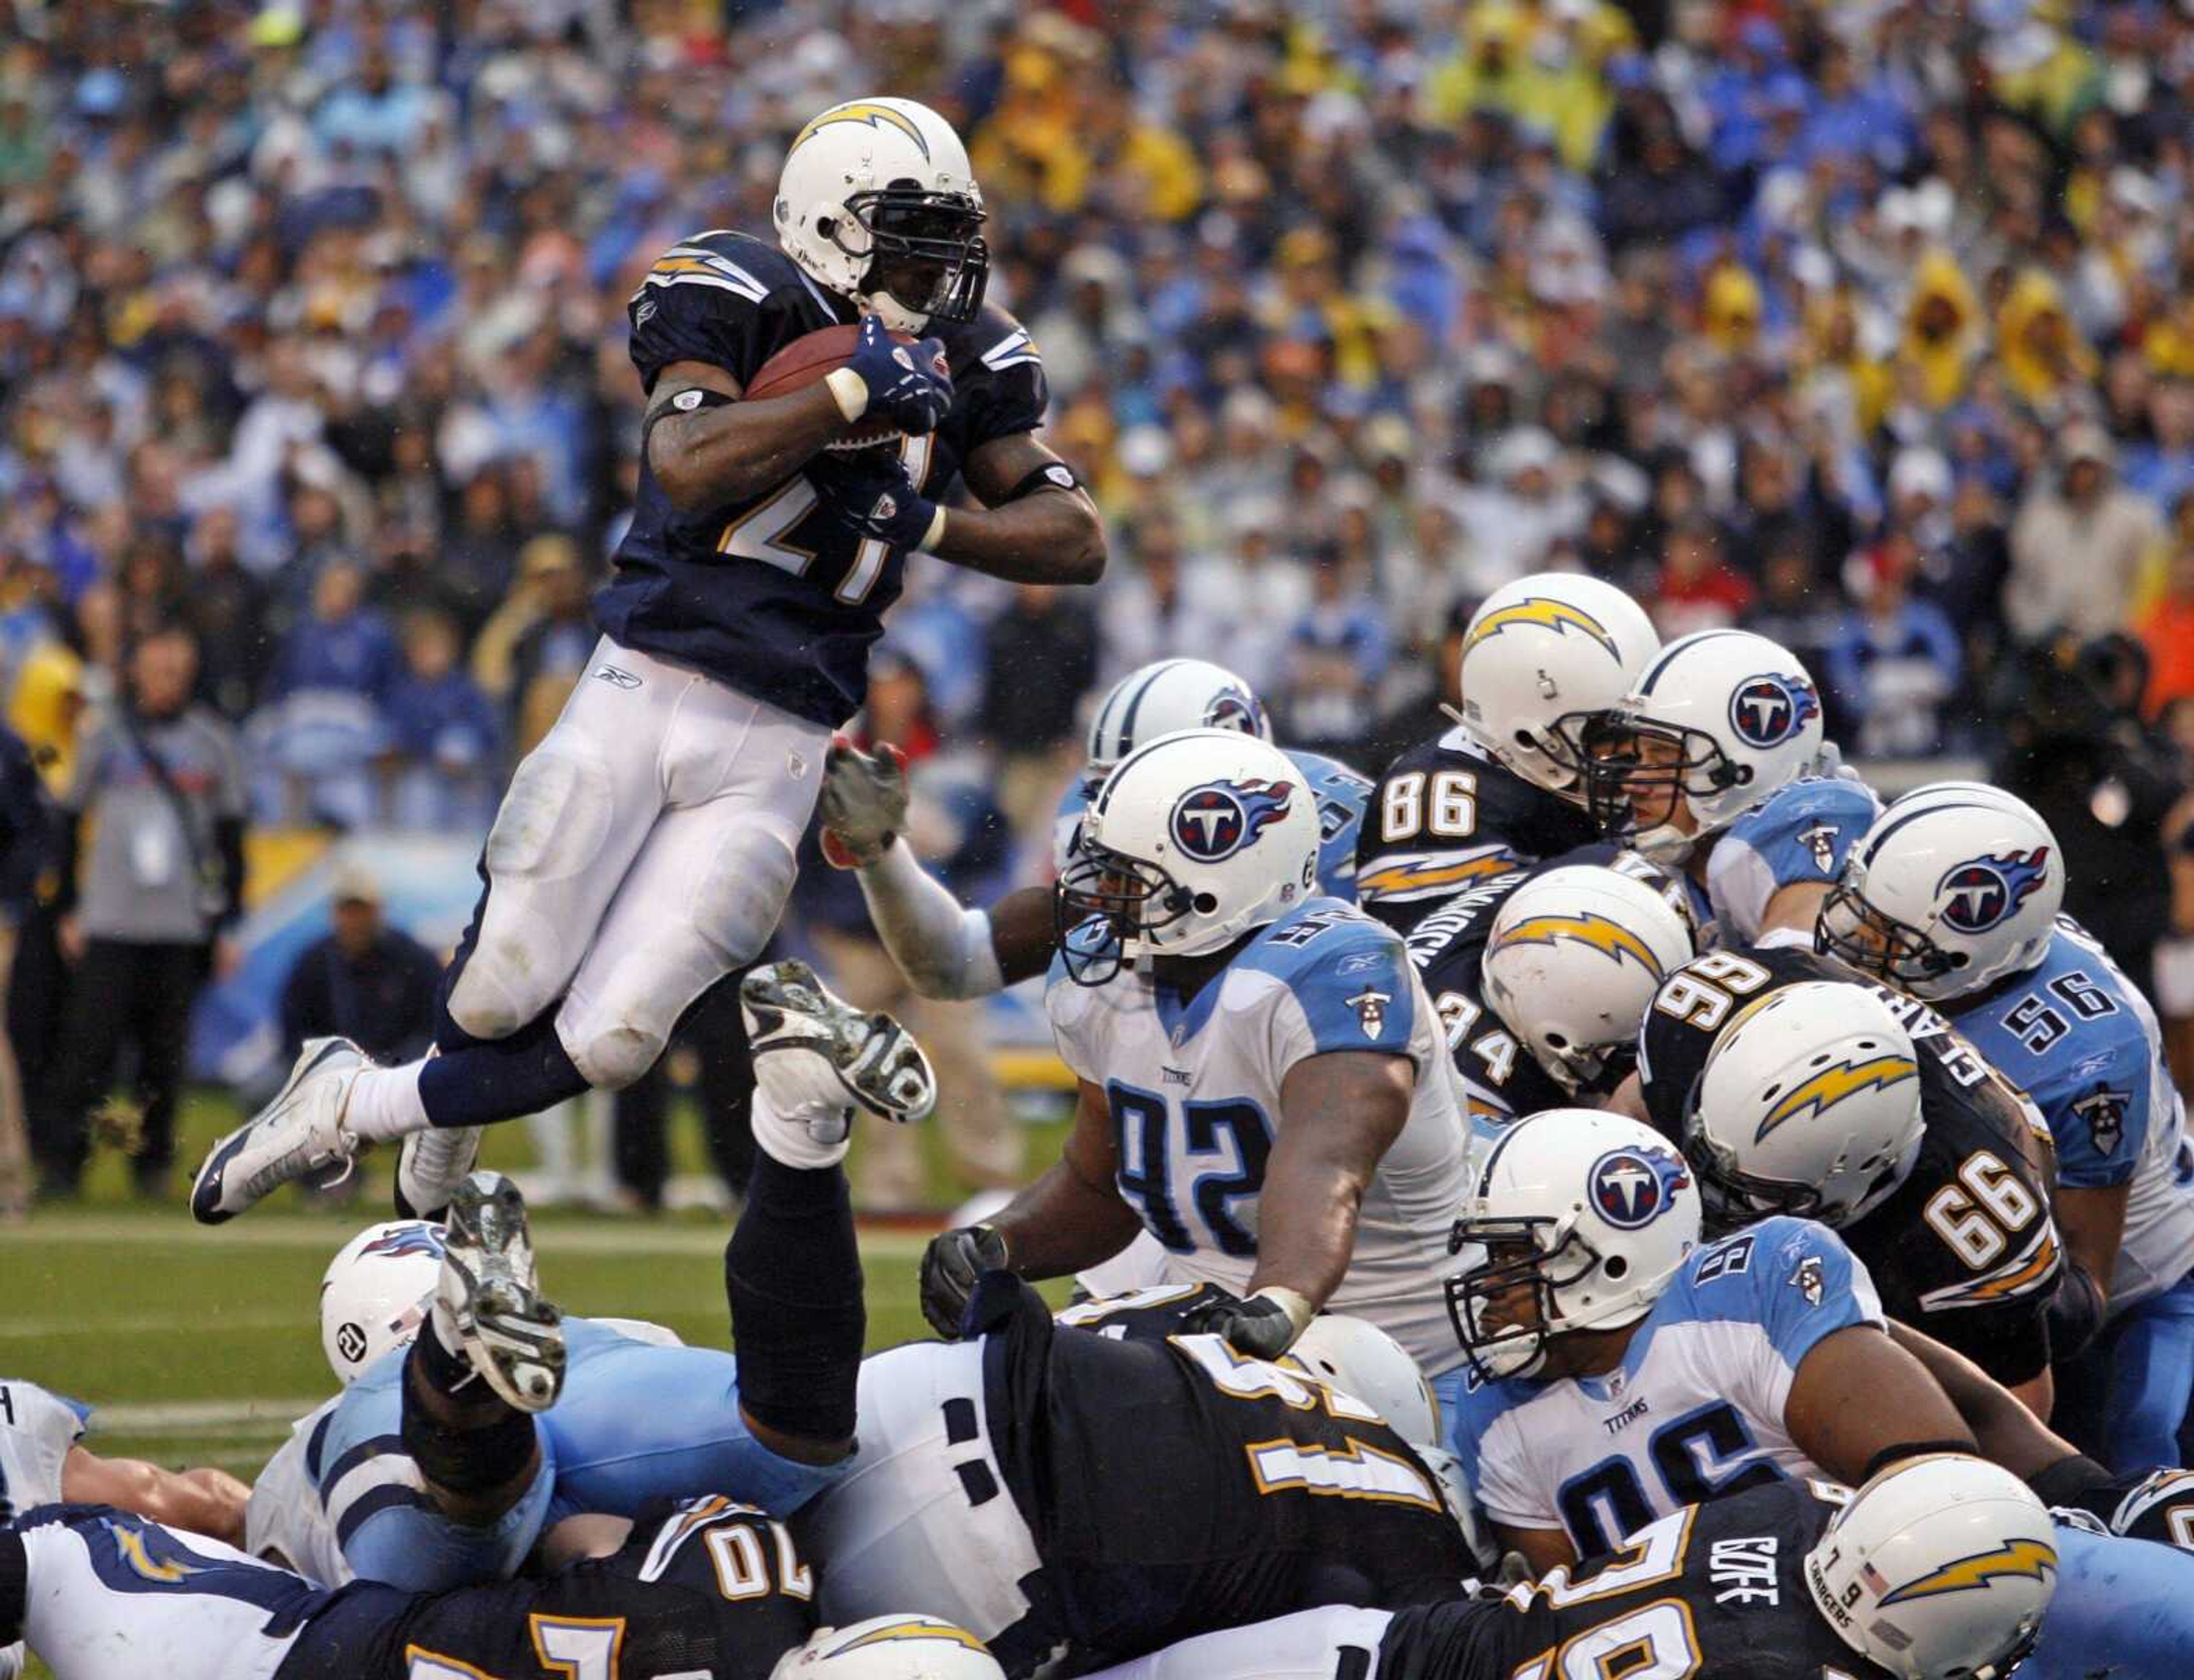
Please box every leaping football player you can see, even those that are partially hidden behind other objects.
[193,97,1104,1224]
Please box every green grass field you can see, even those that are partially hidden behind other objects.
[3,1089,1040,1479]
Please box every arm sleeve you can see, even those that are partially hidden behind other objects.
[957,316,1050,455]
[1708,781,1881,944]
[627,247,780,393]
[1737,1220,1887,1422]
[2049,1043,2152,1190]
[1264,927,1422,1081]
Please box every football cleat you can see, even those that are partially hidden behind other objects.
[190,1037,366,1225]
[397,1124,484,1222]
[743,959,937,1128]
[437,1170,564,1413]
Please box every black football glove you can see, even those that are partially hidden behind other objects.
[920,1224,1010,1339]
[1179,1286,1315,1362]
[841,312,954,435]
[806,450,944,552]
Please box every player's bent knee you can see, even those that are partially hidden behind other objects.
[697,827,799,968]
[446,930,566,1041]
[485,746,615,884]
[563,1019,666,1092]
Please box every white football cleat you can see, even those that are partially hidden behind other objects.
[191,1037,366,1225]
[397,1125,485,1221]
[742,959,937,1131]
[437,1170,564,1413]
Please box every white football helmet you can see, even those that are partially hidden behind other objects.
[1461,573,1659,797]
[774,98,988,332]
[1685,980,1925,1232]
[1807,1454,2058,1680]
[1817,786,2064,1002]
[1058,729,1321,984]
[320,1220,446,1386]
[1284,1314,1439,1446]
[1574,630,1826,863]
[1083,659,1271,784]
[1447,1110,1700,1381]
[771,1617,1004,1680]
[1480,864,1696,1096]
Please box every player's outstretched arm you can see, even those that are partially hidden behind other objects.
[1229,1052,1414,1349]
[950,1078,1141,1284]
[932,432,1106,584]
[643,359,851,513]
[1782,1324,1976,1487]
[1885,1321,2079,1482]
[61,1446,251,1547]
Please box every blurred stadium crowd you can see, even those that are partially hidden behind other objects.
[9,0,2194,1208]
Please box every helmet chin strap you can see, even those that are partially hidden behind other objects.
[860,286,930,335]
[1629,821,1696,865]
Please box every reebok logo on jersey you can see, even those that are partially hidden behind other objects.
[1170,777,1295,862]
[1876,1537,2059,1605]
[1727,673,1820,748]
[1463,596,1620,660]
[1935,848,2052,933]
[594,665,643,690]
[1753,1053,1917,1145]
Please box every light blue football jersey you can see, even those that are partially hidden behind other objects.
[1707,776,1881,947]
[1056,748,1372,902]
[1949,916,2194,1313]
[314,1316,843,1590]
[1445,1216,1882,1556]
[1046,895,1472,1373]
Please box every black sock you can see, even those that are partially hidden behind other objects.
[402,1336,535,1497]
[419,1014,588,1128]
[724,1154,863,1444]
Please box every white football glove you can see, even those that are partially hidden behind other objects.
[819,737,911,869]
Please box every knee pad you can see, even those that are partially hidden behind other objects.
[696,828,798,968]
[485,747,614,884]
[562,1016,668,1092]
[446,924,563,1042]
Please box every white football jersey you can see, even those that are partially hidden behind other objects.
[1446,1216,1883,1557]
[246,1398,350,1587]
[1047,896,1472,1374]
[0,1377,83,1519]
[1,1378,87,1680]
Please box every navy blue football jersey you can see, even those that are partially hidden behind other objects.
[1405,843,1691,1119]
[1639,945,2062,1385]
[1356,726,1597,934]
[1374,1481,1881,1680]
[600,230,1048,726]
[973,1277,1467,1674]
[283,1497,815,1680]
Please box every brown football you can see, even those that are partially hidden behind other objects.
[743,323,940,452]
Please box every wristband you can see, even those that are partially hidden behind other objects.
[824,366,870,423]
[1252,1285,1318,1340]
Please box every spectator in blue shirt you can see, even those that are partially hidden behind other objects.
[384,608,500,832]
[1280,541,1391,759]
[270,562,401,705]
[1825,532,1965,756]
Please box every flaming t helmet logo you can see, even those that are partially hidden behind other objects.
[1728,673,1821,748]
[1170,779,1296,863]
[1936,848,2052,933]
[1589,1145,1691,1230]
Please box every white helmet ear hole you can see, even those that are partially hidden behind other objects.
[815,215,836,238]
[1546,1031,1570,1049]
[1604,1254,1630,1279]
[1192,891,1219,915]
